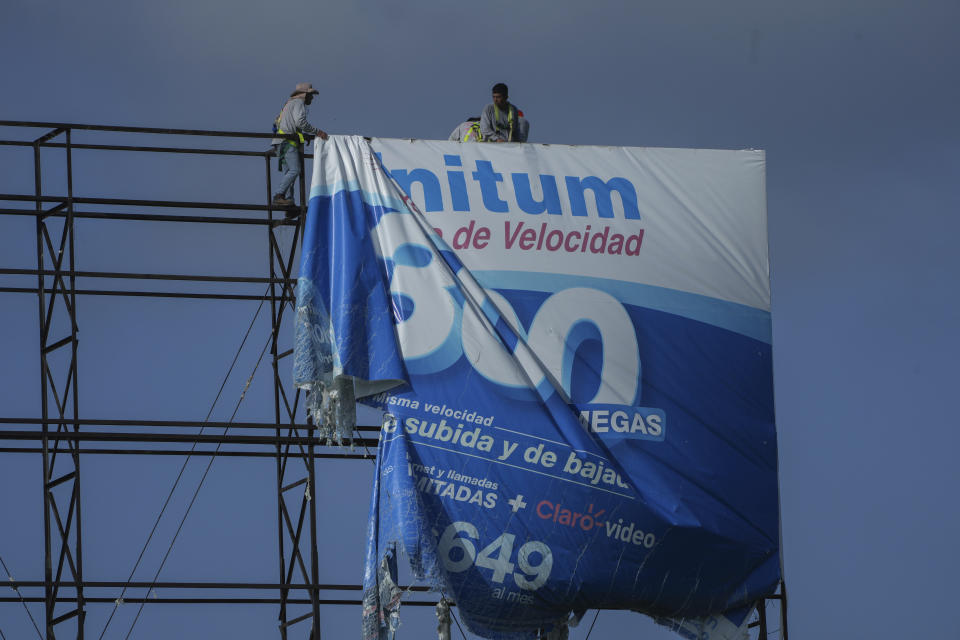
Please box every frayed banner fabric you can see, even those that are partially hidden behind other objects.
[293,136,778,639]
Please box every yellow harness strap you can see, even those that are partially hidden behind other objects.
[276,127,305,146]
[493,104,515,141]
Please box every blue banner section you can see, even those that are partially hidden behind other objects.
[294,136,779,639]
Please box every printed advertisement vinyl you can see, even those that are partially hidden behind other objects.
[293,136,779,640]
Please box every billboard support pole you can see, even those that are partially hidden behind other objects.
[779,580,788,639]
[268,159,322,639]
[757,600,767,638]
[34,125,86,639]
[267,153,291,640]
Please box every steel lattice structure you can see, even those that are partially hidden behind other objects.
[0,120,787,640]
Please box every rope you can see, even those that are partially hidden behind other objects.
[122,331,273,639]
[0,552,43,640]
[584,610,600,639]
[97,287,269,640]
[450,608,468,640]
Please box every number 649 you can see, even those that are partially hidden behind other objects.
[438,521,553,591]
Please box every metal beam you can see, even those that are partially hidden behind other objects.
[0,447,374,460]
[0,430,380,449]
[0,417,381,433]
[0,267,294,285]
[7,580,428,592]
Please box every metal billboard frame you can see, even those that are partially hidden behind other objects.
[0,120,787,640]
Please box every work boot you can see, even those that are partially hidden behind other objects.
[272,195,294,207]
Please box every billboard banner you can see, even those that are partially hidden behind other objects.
[293,135,778,639]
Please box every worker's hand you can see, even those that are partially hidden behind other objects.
[316,130,329,141]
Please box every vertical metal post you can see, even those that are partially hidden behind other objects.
[298,144,307,217]
[268,152,292,640]
[757,599,767,639]
[307,418,321,640]
[298,144,307,245]
[300,137,321,640]
[67,127,85,640]
[779,580,788,640]
[268,142,320,638]
[34,132,54,640]
[34,126,84,639]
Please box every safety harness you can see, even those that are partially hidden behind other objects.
[273,100,307,170]
[493,104,516,141]
[462,121,483,141]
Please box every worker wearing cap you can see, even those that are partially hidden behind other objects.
[271,82,329,207]
[479,83,529,143]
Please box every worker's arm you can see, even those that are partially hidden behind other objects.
[292,100,328,140]
[517,116,530,143]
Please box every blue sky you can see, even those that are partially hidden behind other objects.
[2,0,959,638]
